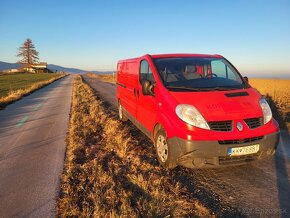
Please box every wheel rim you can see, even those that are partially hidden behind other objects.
[119,104,123,119]
[156,135,168,162]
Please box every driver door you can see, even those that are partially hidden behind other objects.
[137,60,157,135]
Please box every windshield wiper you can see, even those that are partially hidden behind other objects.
[166,86,203,91]
[201,86,239,91]
[166,86,239,91]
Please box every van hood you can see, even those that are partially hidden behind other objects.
[169,88,263,121]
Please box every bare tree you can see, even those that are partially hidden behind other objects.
[17,38,39,66]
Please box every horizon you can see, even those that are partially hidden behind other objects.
[0,60,289,79]
[0,0,289,78]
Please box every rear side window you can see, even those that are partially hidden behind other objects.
[140,60,155,84]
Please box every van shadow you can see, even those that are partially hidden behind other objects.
[275,132,290,217]
[266,94,290,216]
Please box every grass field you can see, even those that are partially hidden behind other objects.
[0,73,66,109]
[249,79,290,130]
[58,75,216,217]
[0,73,62,97]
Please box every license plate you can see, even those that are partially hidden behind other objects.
[228,144,260,156]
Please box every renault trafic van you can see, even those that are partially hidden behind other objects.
[116,54,280,168]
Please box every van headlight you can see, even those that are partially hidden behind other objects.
[176,104,210,130]
[259,98,272,124]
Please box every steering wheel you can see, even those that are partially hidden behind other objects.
[206,73,218,78]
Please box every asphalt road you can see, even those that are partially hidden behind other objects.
[83,75,290,217]
[0,75,72,217]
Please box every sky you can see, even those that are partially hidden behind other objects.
[0,0,289,77]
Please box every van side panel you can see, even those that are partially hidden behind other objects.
[117,60,139,118]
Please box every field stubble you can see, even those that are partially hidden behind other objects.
[86,73,116,83]
[249,79,290,130]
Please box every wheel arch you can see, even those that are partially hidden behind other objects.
[153,123,164,141]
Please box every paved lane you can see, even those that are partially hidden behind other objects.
[83,75,290,217]
[82,74,117,107]
[0,75,72,217]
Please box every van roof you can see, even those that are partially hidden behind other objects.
[118,53,223,63]
[150,53,223,59]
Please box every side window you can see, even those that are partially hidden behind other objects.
[226,66,236,80]
[140,60,155,84]
[211,60,237,80]
[211,60,226,78]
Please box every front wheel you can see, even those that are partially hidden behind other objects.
[154,128,176,168]
[118,102,128,121]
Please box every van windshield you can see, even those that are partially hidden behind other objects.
[153,57,246,91]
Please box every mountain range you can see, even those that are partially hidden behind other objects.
[0,61,113,74]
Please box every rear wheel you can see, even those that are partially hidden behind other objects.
[118,101,128,121]
[154,128,176,168]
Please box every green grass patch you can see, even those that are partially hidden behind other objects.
[0,73,61,98]
[0,73,66,109]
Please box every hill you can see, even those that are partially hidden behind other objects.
[0,61,20,71]
[0,61,112,74]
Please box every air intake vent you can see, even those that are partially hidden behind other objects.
[225,92,249,97]
[218,136,263,145]
[244,117,263,129]
[208,120,232,131]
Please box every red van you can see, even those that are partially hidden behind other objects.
[116,54,280,168]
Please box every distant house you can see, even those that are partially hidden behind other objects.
[21,62,52,73]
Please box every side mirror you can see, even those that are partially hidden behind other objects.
[243,76,249,83]
[142,80,155,96]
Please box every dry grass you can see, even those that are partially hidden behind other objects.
[86,73,116,83]
[57,75,213,217]
[0,73,67,109]
[249,79,290,130]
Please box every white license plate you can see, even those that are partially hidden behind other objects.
[228,144,260,156]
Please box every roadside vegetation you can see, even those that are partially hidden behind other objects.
[58,75,218,217]
[0,73,66,109]
[86,73,116,83]
[249,79,290,130]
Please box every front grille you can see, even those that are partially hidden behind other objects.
[219,153,259,165]
[208,121,232,131]
[218,136,263,145]
[244,117,263,129]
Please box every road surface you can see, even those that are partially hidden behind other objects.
[0,75,72,217]
[83,75,290,217]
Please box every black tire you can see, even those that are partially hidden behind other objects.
[118,101,128,122]
[154,128,176,169]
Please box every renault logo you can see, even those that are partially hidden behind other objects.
[237,122,243,131]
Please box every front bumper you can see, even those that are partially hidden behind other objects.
[168,131,280,168]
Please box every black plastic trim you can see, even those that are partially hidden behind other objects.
[122,107,152,139]
[225,92,249,97]
[116,82,126,88]
[168,131,280,168]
